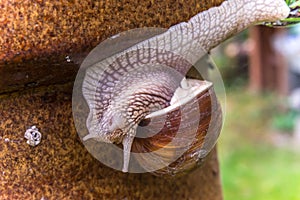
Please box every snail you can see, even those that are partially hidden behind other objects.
[78,0,290,175]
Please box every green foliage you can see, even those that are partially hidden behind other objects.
[286,0,300,7]
[264,0,300,27]
[221,144,300,200]
[272,110,299,133]
[219,87,300,200]
[285,0,300,23]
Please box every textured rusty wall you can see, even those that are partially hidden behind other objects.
[0,84,223,199]
[0,0,223,94]
[0,0,223,63]
[0,0,224,199]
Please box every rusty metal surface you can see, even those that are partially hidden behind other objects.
[0,0,224,94]
[0,0,223,63]
[0,1,224,199]
[0,84,223,199]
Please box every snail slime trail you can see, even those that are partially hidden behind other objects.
[73,0,290,176]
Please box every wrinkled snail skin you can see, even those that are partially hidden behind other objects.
[185,0,290,52]
[119,0,290,66]
[84,65,185,172]
[82,0,290,174]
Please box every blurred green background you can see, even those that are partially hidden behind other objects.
[211,29,300,200]
[218,87,300,200]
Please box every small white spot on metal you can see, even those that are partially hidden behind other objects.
[24,126,42,147]
[65,55,71,63]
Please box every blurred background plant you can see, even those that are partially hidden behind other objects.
[211,22,300,199]
[272,110,299,133]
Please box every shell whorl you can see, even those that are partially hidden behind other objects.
[81,0,290,174]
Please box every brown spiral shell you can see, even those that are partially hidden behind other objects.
[131,80,222,176]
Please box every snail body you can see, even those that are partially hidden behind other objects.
[83,65,185,172]
[81,0,290,175]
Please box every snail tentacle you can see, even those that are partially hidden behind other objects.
[122,130,136,172]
